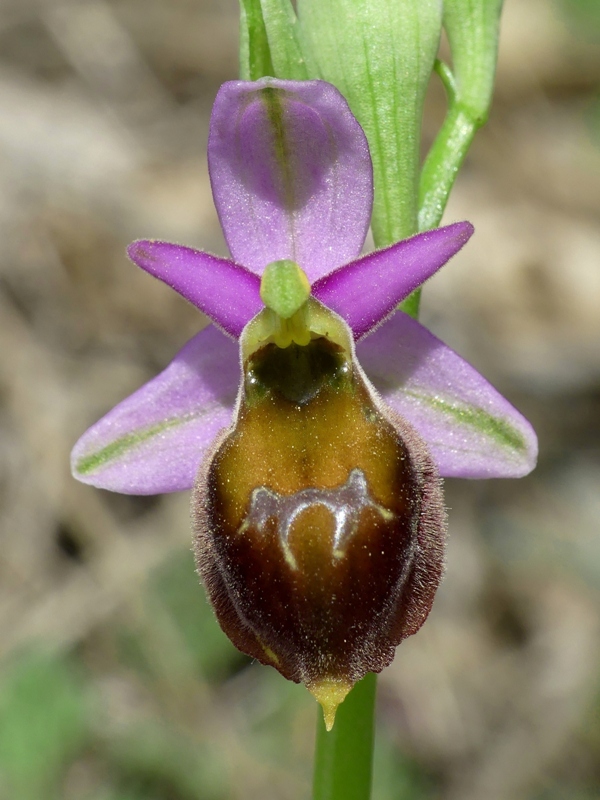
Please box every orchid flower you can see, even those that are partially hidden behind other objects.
[71,79,537,727]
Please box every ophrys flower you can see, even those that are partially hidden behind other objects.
[71,79,537,727]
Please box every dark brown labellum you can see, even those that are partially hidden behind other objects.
[193,312,446,728]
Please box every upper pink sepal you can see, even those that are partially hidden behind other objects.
[209,79,373,281]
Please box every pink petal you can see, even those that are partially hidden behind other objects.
[71,326,238,494]
[313,222,474,339]
[357,312,538,478]
[127,241,262,339]
[209,79,373,281]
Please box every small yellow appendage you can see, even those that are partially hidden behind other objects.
[308,677,353,731]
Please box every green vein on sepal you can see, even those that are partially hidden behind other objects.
[75,416,193,475]
[261,86,296,212]
[404,390,527,454]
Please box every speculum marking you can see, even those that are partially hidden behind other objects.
[238,468,394,569]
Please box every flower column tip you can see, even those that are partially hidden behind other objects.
[260,259,311,319]
[259,260,313,348]
[308,677,353,731]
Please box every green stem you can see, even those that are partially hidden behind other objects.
[418,102,478,232]
[404,98,479,316]
[373,217,421,319]
[398,287,421,319]
[312,673,377,800]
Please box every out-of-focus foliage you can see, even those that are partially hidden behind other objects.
[559,0,600,36]
[0,652,87,799]
[558,0,600,144]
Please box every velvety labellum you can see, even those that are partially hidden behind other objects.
[193,306,446,727]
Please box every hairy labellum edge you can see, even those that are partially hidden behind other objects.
[191,364,447,688]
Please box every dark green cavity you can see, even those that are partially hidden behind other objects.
[75,415,191,475]
[246,338,350,406]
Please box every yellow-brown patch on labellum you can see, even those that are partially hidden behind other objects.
[192,290,446,729]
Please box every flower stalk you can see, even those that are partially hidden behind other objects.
[313,673,377,800]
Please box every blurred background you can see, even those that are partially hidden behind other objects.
[0,0,599,798]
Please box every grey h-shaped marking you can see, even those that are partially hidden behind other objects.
[238,468,394,569]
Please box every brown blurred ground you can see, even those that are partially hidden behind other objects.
[0,1,599,799]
